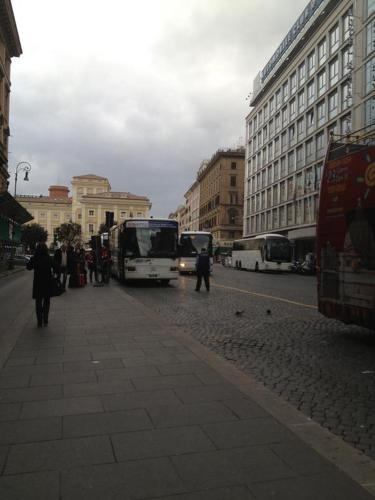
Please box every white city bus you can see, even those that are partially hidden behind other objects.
[232,234,292,272]
[178,231,213,274]
[110,218,179,284]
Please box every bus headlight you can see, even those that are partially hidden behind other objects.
[180,263,186,268]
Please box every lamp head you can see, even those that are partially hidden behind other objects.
[24,171,29,181]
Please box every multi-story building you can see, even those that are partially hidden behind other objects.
[198,148,245,250]
[0,0,32,268]
[244,0,375,259]
[183,180,200,231]
[17,174,151,245]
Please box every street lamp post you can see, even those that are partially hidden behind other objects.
[14,161,32,197]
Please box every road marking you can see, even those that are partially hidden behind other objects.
[211,282,318,310]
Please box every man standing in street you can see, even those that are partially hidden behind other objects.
[195,247,210,292]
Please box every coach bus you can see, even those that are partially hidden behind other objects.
[178,231,213,274]
[316,132,375,330]
[109,218,179,284]
[232,234,292,272]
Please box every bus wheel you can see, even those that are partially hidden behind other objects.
[161,279,170,286]
[255,262,259,272]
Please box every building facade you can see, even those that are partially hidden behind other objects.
[17,174,151,245]
[245,0,375,259]
[183,180,200,231]
[0,0,32,268]
[198,148,245,250]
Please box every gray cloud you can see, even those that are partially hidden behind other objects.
[10,0,308,215]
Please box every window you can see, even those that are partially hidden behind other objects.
[365,56,375,94]
[341,113,352,134]
[88,224,94,234]
[39,211,46,218]
[287,177,294,200]
[280,156,286,177]
[53,212,59,219]
[264,103,269,121]
[299,62,306,85]
[306,110,314,132]
[269,96,275,114]
[316,131,325,158]
[268,142,273,162]
[77,187,84,194]
[275,113,281,132]
[273,161,280,181]
[290,72,297,94]
[366,19,375,56]
[267,166,273,185]
[342,46,353,75]
[258,110,263,125]
[342,81,352,109]
[329,57,339,86]
[281,131,287,152]
[280,181,286,202]
[230,175,236,187]
[329,24,339,54]
[307,80,315,106]
[263,126,268,142]
[276,89,281,109]
[306,138,314,160]
[272,208,278,228]
[343,10,353,41]
[305,167,314,192]
[290,98,296,118]
[121,211,127,218]
[89,209,95,216]
[318,38,327,66]
[317,100,326,126]
[287,203,294,225]
[282,80,289,102]
[365,96,375,128]
[307,51,315,77]
[282,106,288,127]
[269,119,274,137]
[288,151,295,173]
[274,136,280,154]
[273,185,279,205]
[328,91,338,118]
[288,125,295,145]
[296,145,304,168]
[262,147,267,166]
[297,117,305,138]
[231,162,237,170]
[229,192,238,204]
[279,206,286,226]
[298,90,305,113]
[317,70,326,96]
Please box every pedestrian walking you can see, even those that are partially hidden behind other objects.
[27,242,55,327]
[195,247,210,292]
[54,243,73,290]
[100,243,112,284]
[85,248,98,283]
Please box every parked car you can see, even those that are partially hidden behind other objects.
[12,254,31,266]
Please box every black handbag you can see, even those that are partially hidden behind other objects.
[50,276,64,297]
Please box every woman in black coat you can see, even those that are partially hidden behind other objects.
[27,242,54,327]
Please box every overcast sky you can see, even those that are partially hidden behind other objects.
[10,0,309,216]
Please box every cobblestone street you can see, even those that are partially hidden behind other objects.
[123,265,375,461]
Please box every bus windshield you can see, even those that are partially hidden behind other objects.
[266,238,291,262]
[124,223,178,258]
[180,234,213,257]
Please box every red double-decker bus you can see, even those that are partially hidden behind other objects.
[316,132,375,330]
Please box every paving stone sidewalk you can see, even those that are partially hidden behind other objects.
[0,281,375,499]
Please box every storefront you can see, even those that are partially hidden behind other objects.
[0,191,33,270]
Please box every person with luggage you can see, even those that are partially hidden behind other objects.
[195,247,210,292]
[100,243,112,284]
[27,242,55,327]
[86,249,98,283]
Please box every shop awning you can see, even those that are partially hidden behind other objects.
[0,191,33,225]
